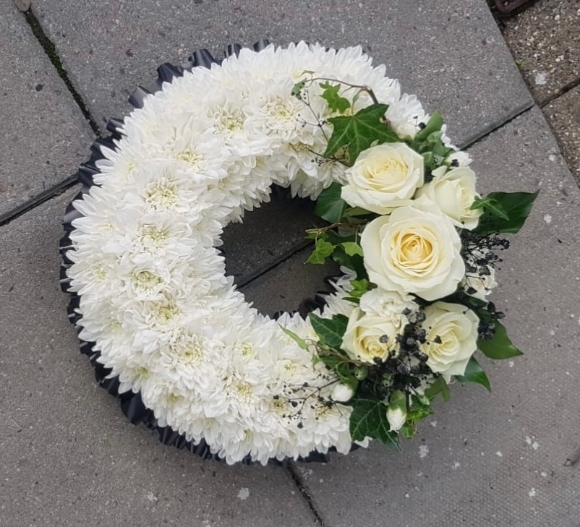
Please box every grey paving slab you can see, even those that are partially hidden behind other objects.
[0,1,93,218]
[0,191,318,527]
[241,245,338,316]
[292,107,580,526]
[33,0,531,146]
[502,0,580,103]
[222,191,323,285]
[544,84,580,182]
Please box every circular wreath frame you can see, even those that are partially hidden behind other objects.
[59,40,360,465]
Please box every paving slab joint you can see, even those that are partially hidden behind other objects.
[237,239,313,289]
[538,76,580,110]
[460,102,535,152]
[21,7,102,137]
[285,462,327,527]
[0,175,78,227]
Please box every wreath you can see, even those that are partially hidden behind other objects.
[60,41,537,465]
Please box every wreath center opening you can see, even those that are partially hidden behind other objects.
[221,185,338,317]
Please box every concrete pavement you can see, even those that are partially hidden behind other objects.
[1,1,578,526]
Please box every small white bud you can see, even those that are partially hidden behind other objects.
[386,390,407,431]
[331,383,354,402]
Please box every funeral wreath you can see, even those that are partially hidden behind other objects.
[61,42,537,465]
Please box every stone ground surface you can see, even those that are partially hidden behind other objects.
[0,0,93,219]
[1,0,579,526]
[543,85,580,180]
[502,0,579,102]
[501,0,580,182]
[32,0,532,147]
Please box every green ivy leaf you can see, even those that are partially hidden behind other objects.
[324,104,399,163]
[320,82,351,114]
[455,356,491,391]
[331,249,368,280]
[279,327,308,350]
[341,241,363,257]
[478,322,523,360]
[314,182,347,222]
[344,206,373,217]
[470,196,509,220]
[308,313,349,350]
[306,238,335,264]
[424,376,450,402]
[475,191,539,235]
[349,398,400,449]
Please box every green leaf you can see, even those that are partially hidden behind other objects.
[478,322,523,360]
[314,182,347,222]
[318,354,358,390]
[324,104,399,163]
[306,238,335,264]
[331,249,368,280]
[345,206,373,217]
[470,196,509,220]
[455,356,491,391]
[475,191,539,235]
[424,376,450,402]
[280,327,308,350]
[414,111,443,142]
[348,278,370,299]
[349,398,400,449]
[341,241,363,257]
[320,82,351,114]
[308,313,349,350]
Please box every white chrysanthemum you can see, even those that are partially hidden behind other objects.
[65,42,446,464]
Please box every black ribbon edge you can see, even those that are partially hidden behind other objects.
[59,40,360,465]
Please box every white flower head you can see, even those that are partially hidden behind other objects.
[360,196,465,301]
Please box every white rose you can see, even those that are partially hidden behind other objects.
[341,143,424,214]
[342,307,402,364]
[416,166,482,230]
[331,383,355,402]
[420,302,479,379]
[360,197,465,301]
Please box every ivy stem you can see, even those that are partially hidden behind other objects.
[307,76,380,105]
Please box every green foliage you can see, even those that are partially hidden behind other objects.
[308,313,349,350]
[314,183,347,223]
[320,82,351,114]
[475,191,539,235]
[317,354,358,390]
[341,241,363,257]
[414,111,443,143]
[406,112,454,175]
[324,104,399,164]
[279,327,308,350]
[306,238,335,264]
[424,376,451,402]
[470,196,509,220]
[331,248,367,280]
[478,322,523,360]
[401,395,433,437]
[349,397,400,449]
[455,356,491,391]
[348,279,371,299]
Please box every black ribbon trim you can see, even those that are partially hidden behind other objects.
[60,41,359,465]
